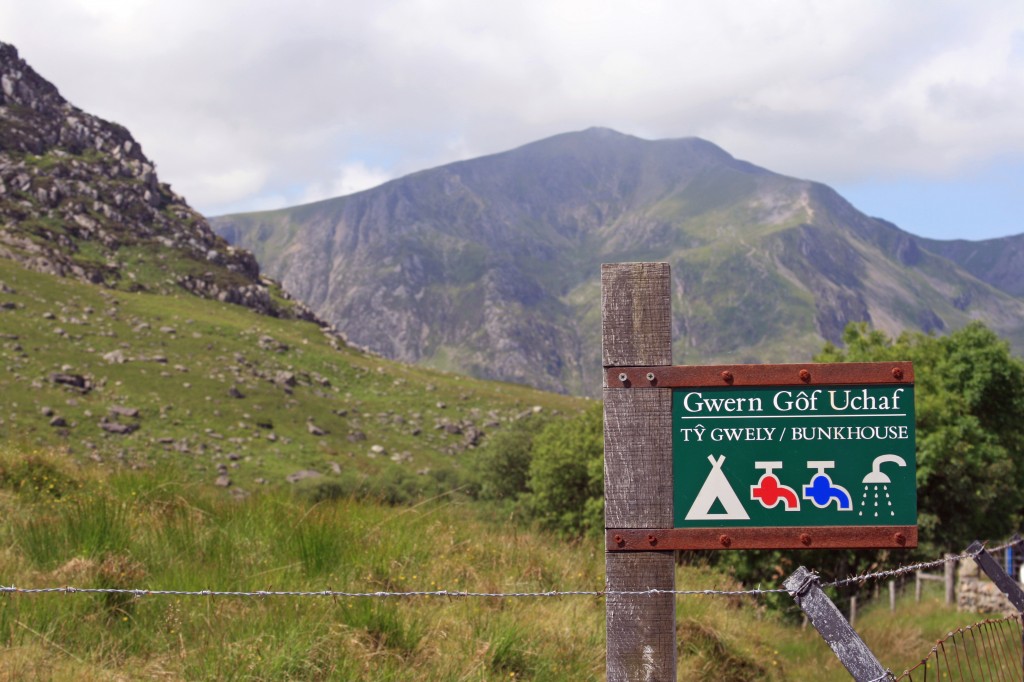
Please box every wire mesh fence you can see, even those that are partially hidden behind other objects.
[895,615,1024,681]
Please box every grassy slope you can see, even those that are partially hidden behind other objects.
[0,257,584,494]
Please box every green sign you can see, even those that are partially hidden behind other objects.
[673,384,915,528]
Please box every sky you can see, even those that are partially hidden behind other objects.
[2,0,1023,241]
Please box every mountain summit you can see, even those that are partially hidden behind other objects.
[214,129,1024,396]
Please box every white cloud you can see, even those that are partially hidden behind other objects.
[298,162,395,205]
[2,0,1023,233]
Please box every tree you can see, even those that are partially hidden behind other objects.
[818,322,1024,552]
[724,322,1024,598]
[524,402,604,536]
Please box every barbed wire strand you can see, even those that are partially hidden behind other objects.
[1,536,1019,601]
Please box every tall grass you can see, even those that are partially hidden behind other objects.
[0,446,990,680]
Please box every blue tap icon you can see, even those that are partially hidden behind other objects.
[803,461,852,511]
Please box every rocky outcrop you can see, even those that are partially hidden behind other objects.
[0,41,317,323]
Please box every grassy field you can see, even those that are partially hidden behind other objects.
[0,445,1002,680]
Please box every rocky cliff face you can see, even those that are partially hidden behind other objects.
[214,128,1024,396]
[0,42,315,320]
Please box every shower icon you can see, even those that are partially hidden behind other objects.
[862,454,907,484]
[858,454,906,518]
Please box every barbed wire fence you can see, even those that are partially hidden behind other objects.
[2,541,1009,601]
[3,536,1023,680]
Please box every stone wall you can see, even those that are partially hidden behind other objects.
[957,558,1017,615]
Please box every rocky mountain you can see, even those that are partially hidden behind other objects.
[0,41,314,320]
[212,129,1024,397]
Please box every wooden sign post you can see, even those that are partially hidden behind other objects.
[601,261,917,679]
[602,262,676,681]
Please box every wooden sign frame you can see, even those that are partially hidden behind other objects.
[605,361,917,552]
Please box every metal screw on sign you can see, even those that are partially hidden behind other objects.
[799,369,811,382]
[892,367,904,380]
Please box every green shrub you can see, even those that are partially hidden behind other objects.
[525,402,604,536]
[470,412,552,501]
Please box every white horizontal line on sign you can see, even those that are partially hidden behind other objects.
[677,414,907,420]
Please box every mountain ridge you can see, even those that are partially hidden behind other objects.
[212,128,1024,396]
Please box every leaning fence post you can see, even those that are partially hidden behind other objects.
[785,567,889,682]
[602,262,676,681]
[967,537,1024,675]
[967,538,1024,613]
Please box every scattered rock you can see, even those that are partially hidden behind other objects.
[258,335,289,352]
[109,405,139,418]
[286,469,322,484]
[215,475,232,487]
[40,406,54,417]
[49,416,68,427]
[463,426,483,447]
[306,420,326,436]
[102,349,128,364]
[347,430,367,442]
[49,372,91,393]
[99,420,138,435]
[369,444,387,457]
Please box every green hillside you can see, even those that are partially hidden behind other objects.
[0,257,584,496]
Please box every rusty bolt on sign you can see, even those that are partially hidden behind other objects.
[614,534,625,548]
[892,367,904,380]
[720,370,734,384]
[799,369,812,383]
[894,533,906,546]
[647,534,658,547]
[719,535,732,548]
[800,533,813,546]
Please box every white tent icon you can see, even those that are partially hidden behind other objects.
[684,455,750,521]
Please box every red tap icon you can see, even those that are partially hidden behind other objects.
[750,462,800,511]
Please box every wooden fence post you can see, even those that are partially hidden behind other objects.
[785,567,889,682]
[944,553,956,606]
[602,262,676,681]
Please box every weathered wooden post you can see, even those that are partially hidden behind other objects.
[944,553,956,606]
[602,262,676,681]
